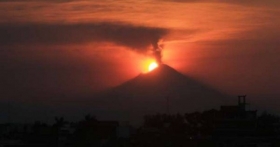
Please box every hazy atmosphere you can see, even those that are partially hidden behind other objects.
[1,0,280,123]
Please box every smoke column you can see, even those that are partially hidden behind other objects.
[152,39,163,64]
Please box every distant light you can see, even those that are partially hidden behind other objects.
[148,62,158,72]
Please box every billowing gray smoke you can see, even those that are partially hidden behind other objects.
[0,22,168,62]
[152,40,163,64]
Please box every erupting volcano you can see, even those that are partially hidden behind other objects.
[90,64,231,124]
[85,31,231,123]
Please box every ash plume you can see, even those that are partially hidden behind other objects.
[0,22,168,58]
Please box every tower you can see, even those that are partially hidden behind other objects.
[238,95,247,111]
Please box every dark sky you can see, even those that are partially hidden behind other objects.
[0,0,280,122]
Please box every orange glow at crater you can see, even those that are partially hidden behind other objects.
[138,57,159,73]
[148,62,158,72]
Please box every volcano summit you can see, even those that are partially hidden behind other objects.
[90,64,231,123]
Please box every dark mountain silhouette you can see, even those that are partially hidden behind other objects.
[90,64,232,123]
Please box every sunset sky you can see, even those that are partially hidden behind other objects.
[1,0,280,120]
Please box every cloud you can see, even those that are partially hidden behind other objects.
[0,22,168,53]
[0,0,73,2]
[163,0,280,6]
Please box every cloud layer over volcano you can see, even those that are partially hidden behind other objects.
[0,22,168,53]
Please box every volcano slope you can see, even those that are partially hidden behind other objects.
[90,64,232,122]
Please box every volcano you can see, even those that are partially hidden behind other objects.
[91,64,231,123]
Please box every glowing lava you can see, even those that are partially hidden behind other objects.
[148,62,158,72]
